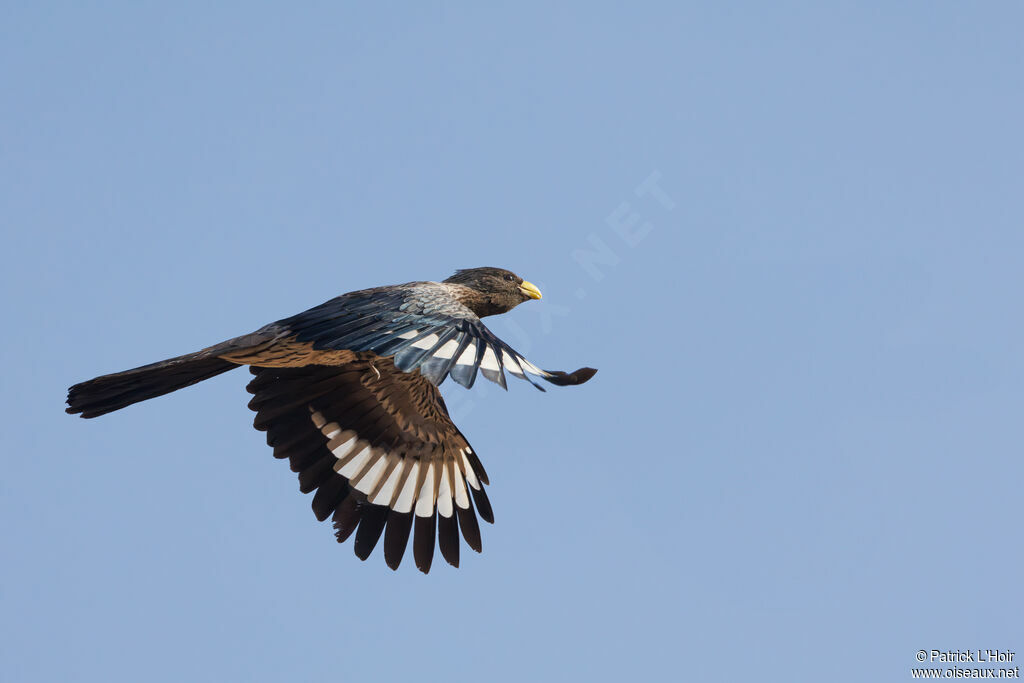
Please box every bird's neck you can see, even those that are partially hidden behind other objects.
[445,284,505,318]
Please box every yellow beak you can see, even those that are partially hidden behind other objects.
[519,280,543,300]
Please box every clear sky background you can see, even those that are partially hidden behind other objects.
[3,4,1022,682]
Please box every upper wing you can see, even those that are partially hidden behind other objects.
[246,356,493,573]
[275,282,597,391]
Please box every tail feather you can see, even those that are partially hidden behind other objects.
[66,353,239,418]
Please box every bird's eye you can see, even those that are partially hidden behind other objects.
[505,274,515,282]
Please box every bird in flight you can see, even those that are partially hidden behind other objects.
[67,267,596,573]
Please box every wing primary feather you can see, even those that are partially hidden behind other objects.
[375,321,446,360]
[393,329,449,372]
[441,333,473,383]
[465,449,490,486]
[311,474,349,522]
[418,357,450,386]
[413,513,437,574]
[383,510,413,570]
[438,512,460,568]
[478,344,507,389]
[274,430,325,469]
[353,504,388,560]
[449,338,479,388]
[417,330,464,385]
[266,416,322,450]
[351,320,432,353]
[499,344,547,391]
[471,485,494,524]
[456,503,482,552]
[298,455,336,494]
[332,496,361,543]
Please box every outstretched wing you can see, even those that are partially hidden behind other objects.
[275,282,597,391]
[246,355,493,572]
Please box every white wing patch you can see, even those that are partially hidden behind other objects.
[456,341,477,366]
[328,430,359,458]
[309,408,484,519]
[337,444,371,478]
[394,460,421,514]
[460,448,481,491]
[351,451,388,492]
[501,350,526,378]
[415,462,436,517]
[452,464,470,509]
[437,461,454,518]
[514,355,551,378]
[433,339,460,359]
[480,345,500,371]
[370,456,403,505]
[411,333,440,350]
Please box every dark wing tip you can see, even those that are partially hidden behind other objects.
[414,514,436,574]
[543,367,598,386]
[384,510,414,571]
[353,505,388,561]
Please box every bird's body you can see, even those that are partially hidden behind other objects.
[67,267,595,573]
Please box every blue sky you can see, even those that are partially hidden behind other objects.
[3,3,1022,682]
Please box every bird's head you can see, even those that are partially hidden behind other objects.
[443,267,543,317]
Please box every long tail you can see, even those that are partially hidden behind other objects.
[66,352,239,418]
